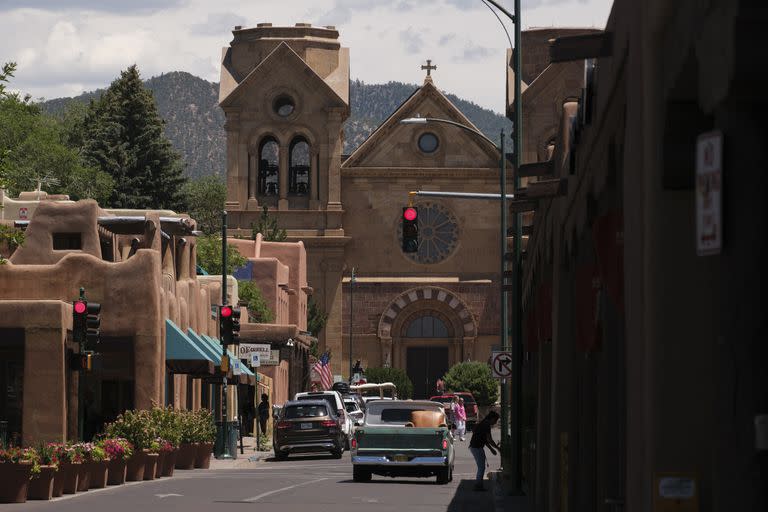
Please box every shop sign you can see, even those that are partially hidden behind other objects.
[653,473,699,512]
[239,343,279,366]
[696,131,722,256]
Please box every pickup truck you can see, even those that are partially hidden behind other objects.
[350,400,454,484]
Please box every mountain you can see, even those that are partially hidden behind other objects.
[43,72,513,179]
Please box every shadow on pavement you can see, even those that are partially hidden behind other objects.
[265,454,342,462]
[446,479,494,512]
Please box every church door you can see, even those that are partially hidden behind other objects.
[406,346,449,399]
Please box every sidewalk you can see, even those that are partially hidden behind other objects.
[488,471,532,512]
[207,436,273,469]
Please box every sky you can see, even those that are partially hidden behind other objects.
[1,0,613,113]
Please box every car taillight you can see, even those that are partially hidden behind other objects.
[321,420,337,427]
[351,438,357,449]
[277,421,291,429]
[442,438,448,450]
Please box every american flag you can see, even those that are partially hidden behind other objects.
[313,351,333,390]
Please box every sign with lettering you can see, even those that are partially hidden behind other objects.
[653,473,699,512]
[696,131,722,255]
[238,343,279,366]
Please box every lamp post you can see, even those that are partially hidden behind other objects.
[400,117,510,476]
[348,267,356,383]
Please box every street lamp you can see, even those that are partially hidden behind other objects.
[400,118,510,479]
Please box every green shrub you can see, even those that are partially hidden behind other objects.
[363,367,414,399]
[104,409,156,450]
[442,361,499,406]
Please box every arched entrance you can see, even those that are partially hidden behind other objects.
[377,287,477,399]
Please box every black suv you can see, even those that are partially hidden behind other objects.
[273,400,346,460]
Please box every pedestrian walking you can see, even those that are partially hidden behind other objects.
[257,393,270,436]
[452,396,467,441]
[468,410,500,491]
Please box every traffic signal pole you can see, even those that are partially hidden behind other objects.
[219,210,233,459]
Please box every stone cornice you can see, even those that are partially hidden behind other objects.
[341,167,504,179]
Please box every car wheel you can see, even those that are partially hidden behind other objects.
[331,449,343,459]
[448,466,454,482]
[436,467,450,485]
[274,450,288,461]
[353,467,372,482]
[345,438,351,450]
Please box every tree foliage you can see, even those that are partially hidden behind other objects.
[182,175,225,234]
[237,280,274,323]
[195,235,247,275]
[251,206,287,242]
[442,361,499,407]
[0,62,113,202]
[80,65,186,210]
[364,367,414,400]
[307,297,328,337]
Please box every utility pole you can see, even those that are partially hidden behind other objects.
[348,267,356,382]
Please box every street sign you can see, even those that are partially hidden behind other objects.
[696,131,722,256]
[250,353,261,367]
[491,351,513,379]
[232,358,241,375]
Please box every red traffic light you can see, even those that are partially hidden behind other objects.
[74,301,87,314]
[220,306,233,318]
[403,207,417,221]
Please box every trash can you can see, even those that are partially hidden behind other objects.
[214,421,240,458]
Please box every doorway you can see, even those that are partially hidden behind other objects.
[406,346,449,399]
[0,329,24,446]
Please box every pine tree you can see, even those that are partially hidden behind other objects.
[250,206,287,241]
[81,65,186,209]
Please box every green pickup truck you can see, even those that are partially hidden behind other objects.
[350,400,455,484]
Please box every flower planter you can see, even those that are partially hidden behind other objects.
[175,443,197,470]
[0,462,33,503]
[87,461,109,489]
[27,466,56,501]
[154,452,166,479]
[125,451,147,482]
[142,453,159,480]
[194,442,213,469]
[59,461,81,494]
[106,459,127,485]
[161,449,178,477]
[76,462,91,492]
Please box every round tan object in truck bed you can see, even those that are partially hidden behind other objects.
[410,410,446,428]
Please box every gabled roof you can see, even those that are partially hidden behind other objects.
[343,77,500,168]
[219,41,348,110]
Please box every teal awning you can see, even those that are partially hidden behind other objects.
[166,320,215,375]
[200,335,255,377]
[188,328,222,363]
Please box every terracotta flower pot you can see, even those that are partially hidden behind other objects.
[0,462,33,503]
[76,462,91,492]
[161,449,178,477]
[194,442,214,469]
[51,464,66,497]
[143,453,159,480]
[87,461,109,489]
[106,459,127,485]
[154,452,167,479]
[60,461,81,494]
[27,465,56,501]
[125,451,147,482]
[175,443,198,470]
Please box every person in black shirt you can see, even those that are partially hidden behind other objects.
[469,410,500,491]
[257,394,270,436]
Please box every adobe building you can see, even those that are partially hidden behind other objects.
[219,23,506,397]
[510,2,767,511]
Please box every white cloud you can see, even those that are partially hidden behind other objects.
[1,0,613,111]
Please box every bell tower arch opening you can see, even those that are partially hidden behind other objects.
[257,137,280,205]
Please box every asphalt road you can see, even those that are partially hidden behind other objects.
[2,441,498,512]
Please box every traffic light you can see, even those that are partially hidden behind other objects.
[73,300,87,344]
[219,304,233,345]
[402,206,419,253]
[86,302,101,347]
[231,307,241,345]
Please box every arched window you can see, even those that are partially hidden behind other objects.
[289,137,310,196]
[405,315,450,338]
[258,137,279,196]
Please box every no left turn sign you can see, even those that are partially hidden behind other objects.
[491,351,513,379]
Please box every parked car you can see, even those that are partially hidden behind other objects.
[273,400,346,460]
[344,397,365,426]
[351,400,455,484]
[429,392,479,429]
[294,390,353,445]
[429,395,457,424]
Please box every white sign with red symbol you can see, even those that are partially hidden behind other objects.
[491,351,513,379]
[18,207,28,220]
[696,131,723,256]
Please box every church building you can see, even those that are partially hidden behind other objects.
[218,23,506,398]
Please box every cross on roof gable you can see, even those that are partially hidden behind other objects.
[219,41,349,110]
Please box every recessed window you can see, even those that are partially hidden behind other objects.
[418,132,439,154]
[273,95,295,117]
[53,233,82,250]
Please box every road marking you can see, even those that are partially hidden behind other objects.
[243,478,328,502]
[155,493,183,499]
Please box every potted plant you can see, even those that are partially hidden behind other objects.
[142,439,160,480]
[151,407,181,477]
[0,447,38,503]
[74,443,93,492]
[28,444,58,500]
[102,438,132,485]
[175,410,198,470]
[154,438,175,478]
[193,409,216,469]
[105,410,156,481]
[50,443,83,495]
[85,443,109,489]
